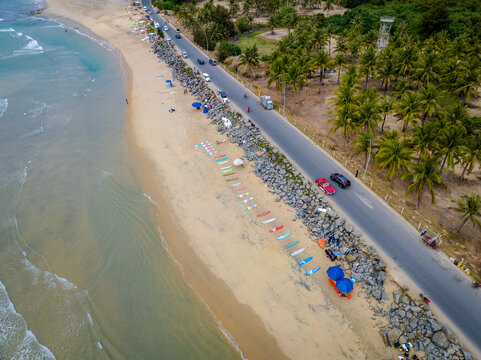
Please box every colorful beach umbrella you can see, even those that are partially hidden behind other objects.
[335,278,353,294]
[165,80,172,85]
[326,266,344,281]
[192,102,202,108]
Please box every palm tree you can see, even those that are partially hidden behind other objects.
[455,57,481,105]
[375,138,413,186]
[310,50,330,95]
[395,91,421,132]
[450,193,481,232]
[281,62,303,113]
[418,84,442,125]
[331,83,357,109]
[267,16,276,35]
[351,132,375,168]
[357,95,381,133]
[360,45,377,89]
[379,95,395,133]
[282,8,299,33]
[328,103,358,151]
[413,50,440,88]
[459,134,481,181]
[239,44,260,78]
[309,28,328,52]
[333,53,346,84]
[377,54,396,95]
[411,122,438,160]
[402,155,448,209]
[395,44,419,79]
[342,64,360,88]
[438,125,466,171]
[323,0,334,16]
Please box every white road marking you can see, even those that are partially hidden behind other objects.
[355,193,374,209]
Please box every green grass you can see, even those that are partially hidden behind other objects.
[234,29,278,56]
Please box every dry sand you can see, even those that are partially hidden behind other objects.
[43,0,398,358]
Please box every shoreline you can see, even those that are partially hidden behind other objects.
[42,1,289,358]
[39,1,423,359]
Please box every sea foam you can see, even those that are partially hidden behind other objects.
[0,98,8,119]
[13,34,43,55]
[0,281,56,359]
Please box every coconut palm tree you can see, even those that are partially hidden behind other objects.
[267,16,277,35]
[379,95,395,133]
[360,45,377,89]
[459,134,481,181]
[281,62,303,113]
[310,50,330,95]
[375,137,413,186]
[395,91,421,132]
[438,125,466,171]
[411,122,439,160]
[450,193,481,232]
[324,0,334,16]
[328,103,358,151]
[239,44,260,78]
[331,83,357,109]
[377,53,396,95]
[357,94,381,133]
[309,28,328,52]
[455,57,481,105]
[402,155,448,209]
[333,53,346,84]
[418,84,442,125]
[413,50,440,88]
[342,64,360,88]
[395,44,419,79]
[351,132,375,168]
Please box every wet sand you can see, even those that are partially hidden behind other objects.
[43,0,395,358]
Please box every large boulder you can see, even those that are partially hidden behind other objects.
[432,331,449,349]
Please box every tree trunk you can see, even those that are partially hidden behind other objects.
[440,152,448,171]
[318,70,323,94]
[421,111,427,125]
[337,67,341,84]
[457,217,469,233]
[343,133,346,151]
[364,71,369,90]
[383,81,389,95]
[381,114,387,132]
[460,161,470,181]
[416,191,423,210]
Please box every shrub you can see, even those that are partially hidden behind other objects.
[217,41,242,62]
[236,17,252,33]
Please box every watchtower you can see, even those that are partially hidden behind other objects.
[376,17,395,52]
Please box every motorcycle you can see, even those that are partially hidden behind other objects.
[473,281,481,288]
[419,293,430,304]
[243,93,248,99]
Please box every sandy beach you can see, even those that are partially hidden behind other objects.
[42,1,398,358]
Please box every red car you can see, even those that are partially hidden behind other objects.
[315,178,336,195]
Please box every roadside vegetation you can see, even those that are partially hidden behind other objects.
[162,0,481,278]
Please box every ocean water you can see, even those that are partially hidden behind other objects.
[0,0,239,358]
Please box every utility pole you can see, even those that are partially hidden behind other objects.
[362,137,372,180]
[203,29,209,51]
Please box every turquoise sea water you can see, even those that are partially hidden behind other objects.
[0,0,239,358]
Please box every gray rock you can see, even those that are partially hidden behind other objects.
[432,331,449,349]
[393,292,401,304]
[462,349,472,360]
[371,289,382,301]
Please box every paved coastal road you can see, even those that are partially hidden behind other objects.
[143,2,481,353]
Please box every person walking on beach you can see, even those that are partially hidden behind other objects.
[355,170,359,177]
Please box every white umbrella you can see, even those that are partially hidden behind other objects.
[233,158,244,166]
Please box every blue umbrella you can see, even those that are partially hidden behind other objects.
[165,80,172,85]
[192,102,202,108]
[326,266,344,281]
[335,278,353,294]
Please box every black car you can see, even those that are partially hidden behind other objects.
[175,33,181,39]
[330,173,351,189]
[209,58,217,66]
[197,58,205,65]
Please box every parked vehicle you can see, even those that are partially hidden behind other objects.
[176,28,181,33]
[165,36,171,42]
[175,33,181,39]
[315,178,336,195]
[163,25,169,31]
[330,173,351,189]
[472,281,481,288]
[260,95,273,110]
[197,58,205,65]
[209,58,217,66]
[217,90,230,103]
[181,50,188,58]
[154,22,159,29]
[419,293,430,304]
[419,228,440,249]
[203,73,211,82]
